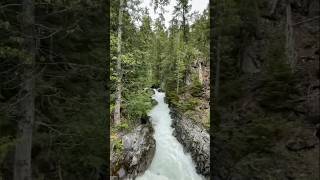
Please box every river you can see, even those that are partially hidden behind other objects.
[136,89,203,180]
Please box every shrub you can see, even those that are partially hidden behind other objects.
[178,98,200,112]
[111,134,123,153]
[166,91,179,106]
[190,80,203,97]
[115,122,129,131]
[258,30,299,111]
[219,79,244,104]
[126,90,153,123]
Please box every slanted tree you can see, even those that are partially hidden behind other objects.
[285,0,295,70]
[14,0,35,179]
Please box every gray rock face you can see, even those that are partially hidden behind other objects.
[170,108,210,179]
[242,41,262,73]
[122,123,156,178]
[111,123,156,179]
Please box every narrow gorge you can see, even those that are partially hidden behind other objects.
[137,89,204,180]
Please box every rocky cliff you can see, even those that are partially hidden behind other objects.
[110,122,155,179]
[170,108,210,179]
[164,56,211,178]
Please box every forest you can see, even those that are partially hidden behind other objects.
[0,0,210,179]
[110,0,209,128]
[110,0,210,179]
[212,0,319,179]
[0,0,108,179]
[0,0,319,179]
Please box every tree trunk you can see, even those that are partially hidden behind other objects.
[286,0,295,70]
[58,161,63,180]
[14,0,35,179]
[214,38,220,100]
[198,60,203,85]
[214,0,223,101]
[176,57,180,94]
[114,0,124,125]
[270,0,279,15]
[182,8,187,43]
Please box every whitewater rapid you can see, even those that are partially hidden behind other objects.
[136,89,203,180]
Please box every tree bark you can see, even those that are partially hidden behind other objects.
[176,56,180,94]
[182,8,187,43]
[214,0,223,101]
[58,161,63,180]
[198,60,203,85]
[293,16,320,26]
[286,0,295,70]
[176,71,180,94]
[14,0,35,179]
[270,0,279,16]
[214,38,220,100]
[114,0,124,125]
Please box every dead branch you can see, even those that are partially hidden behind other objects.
[293,16,320,26]
[0,3,21,9]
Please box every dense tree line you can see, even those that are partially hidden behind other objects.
[212,0,319,179]
[110,0,209,129]
[0,0,107,179]
[1,0,209,179]
[110,0,209,158]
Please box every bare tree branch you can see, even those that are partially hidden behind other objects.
[293,16,320,26]
[0,4,21,10]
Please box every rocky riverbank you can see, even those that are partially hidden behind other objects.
[170,107,210,179]
[110,121,156,179]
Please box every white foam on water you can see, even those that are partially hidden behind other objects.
[136,89,203,180]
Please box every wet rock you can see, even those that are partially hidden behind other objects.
[118,167,126,178]
[242,41,262,73]
[110,176,118,180]
[122,124,156,178]
[151,84,159,89]
[156,88,164,92]
[140,114,149,124]
[170,108,210,179]
[111,123,156,179]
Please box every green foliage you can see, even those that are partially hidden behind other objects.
[152,0,170,11]
[0,0,108,179]
[218,114,286,163]
[190,9,209,59]
[0,136,14,164]
[238,0,260,37]
[190,79,203,97]
[114,140,124,153]
[166,90,180,106]
[245,117,283,153]
[115,122,129,131]
[126,90,153,122]
[258,32,299,111]
[111,134,123,153]
[177,98,200,112]
[219,79,244,104]
[0,47,26,59]
[109,0,210,171]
